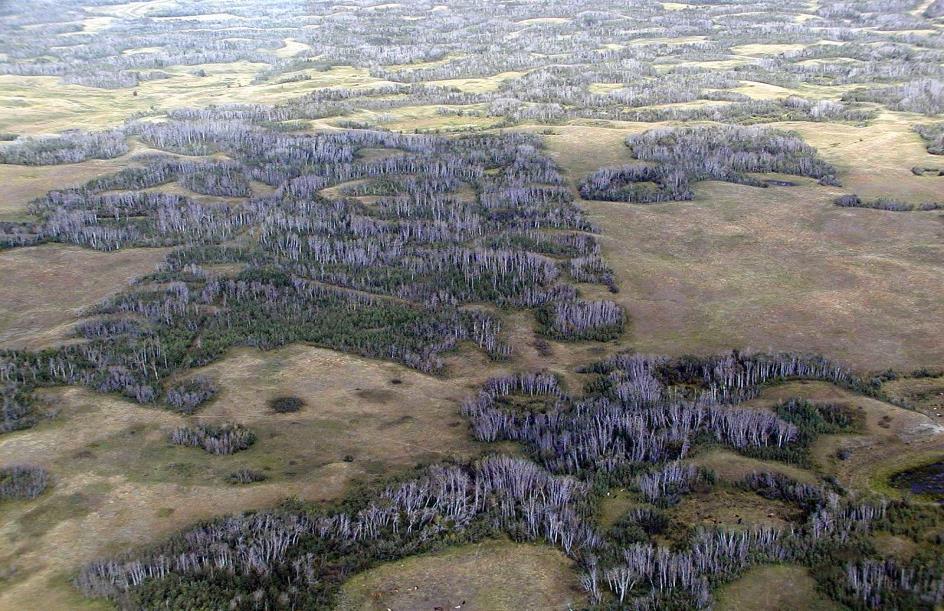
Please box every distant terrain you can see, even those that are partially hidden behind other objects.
[0,1,942,610]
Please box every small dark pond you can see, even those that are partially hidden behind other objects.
[890,460,944,502]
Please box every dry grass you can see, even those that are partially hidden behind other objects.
[336,540,585,611]
[715,564,839,610]
[786,115,944,204]
[730,43,808,57]
[0,64,386,135]
[0,155,134,220]
[670,487,800,531]
[692,448,819,485]
[0,244,168,350]
[191,344,488,482]
[541,124,944,373]
[0,341,507,611]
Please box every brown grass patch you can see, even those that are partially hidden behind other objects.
[715,564,839,610]
[539,123,944,373]
[0,244,168,350]
[336,540,585,611]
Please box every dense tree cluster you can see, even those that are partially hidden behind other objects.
[0,129,128,165]
[462,351,853,475]
[834,194,943,212]
[75,347,944,610]
[2,0,938,129]
[3,2,944,609]
[844,79,944,116]
[165,377,218,414]
[169,422,256,455]
[579,126,838,203]
[0,124,619,429]
[0,464,49,500]
[915,123,944,155]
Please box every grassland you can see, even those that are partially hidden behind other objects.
[747,381,944,495]
[0,63,388,135]
[0,343,505,610]
[541,123,944,373]
[336,540,585,611]
[715,564,839,611]
[0,244,168,350]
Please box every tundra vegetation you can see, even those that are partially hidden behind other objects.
[0,0,943,609]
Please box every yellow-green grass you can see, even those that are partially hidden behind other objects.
[336,540,585,611]
[0,244,168,350]
[691,448,819,485]
[669,486,801,532]
[329,103,502,132]
[785,114,944,204]
[715,564,839,611]
[274,38,312,59]
[730,43,808,57]
[597,488,638,528]
[0,64,389,135]
[426,71,525,94]
[0,155,135,220]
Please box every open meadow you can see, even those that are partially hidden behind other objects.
[1,0,943,609]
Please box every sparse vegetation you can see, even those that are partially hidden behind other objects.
[226,468,268,485]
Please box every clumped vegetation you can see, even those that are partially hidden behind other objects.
[835,194,943,212]
[169,423,256,455]
[75,349,944,610]
[0,127,621,429]
[579,126,838,203]
[268,396,305,413]
[915,123,944,155]
[0,464,49,501]
[844,79,944,116]
[2,0,944,609]
[0,129,128,165]
[165,376,217,414]
[226,469,268,485]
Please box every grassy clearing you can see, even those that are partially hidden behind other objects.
[0,244,168,350]
[428,71,525,93]
[0,340,505,611]
[336,540,585,611]
[541,124,944,372]
[786,114,944,204]
[0,64,387,135]
[190,344,487,483]
[691,448,819,485]
[730,43,808,57]
[670,486,801,531]
[0,154,135,220]
[715,564,839,610]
